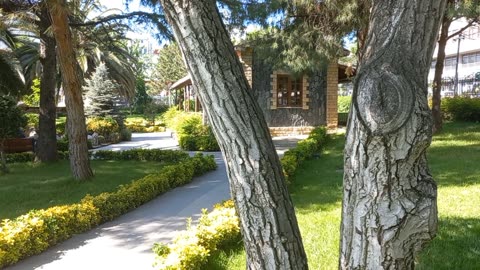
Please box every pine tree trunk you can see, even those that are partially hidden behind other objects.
[47,0,93,180]
[159,1,308,269]
[0,140,8,174]
[340,1,446,269]
[36,9,58,163]
[432,12,453,134]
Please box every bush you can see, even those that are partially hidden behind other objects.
[280,126,328,182]
[120,129,132,141]
[338,96,352,113]
[92,149,189,163]
[442,97,480,122]
[56,121,66,135]
[57,139,92,151]
[25,113,39,129]
[153,200,240,270]
[86,116,120,140]
[0,153,216,268]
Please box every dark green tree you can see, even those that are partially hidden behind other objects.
[151,42,187,95]
[0,96,27,174]
[84,62,120,117]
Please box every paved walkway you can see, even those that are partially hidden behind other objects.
[6,132,301,270]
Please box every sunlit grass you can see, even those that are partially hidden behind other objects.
[208,122,480,269]
[0,160,162,220]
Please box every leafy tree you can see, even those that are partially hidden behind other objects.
[132,76,152,114]
[0,96,27,174]
[84,62,120,117]
[150,42,187,95]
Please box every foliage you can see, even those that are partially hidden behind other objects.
[0,153,216,268]
[132,76,152,114]
[143,102,168,126]
[86,116,120,140]
[92,149,189,163]
[150,42,187,95]
[24,113,39,129]
[441,97,480,122]
[337,95,352,113]
[84,63,121,118]
[153,200,241,270]
[0,96,27,173]
[0,50,24,96]
[162,107,219,151]
[22,78,40,107]
[124,115,165,133]
[120,128,132,141]
[280,126,328,182]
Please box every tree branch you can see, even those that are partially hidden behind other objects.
[447,19,479,40]
[69,11,159,27]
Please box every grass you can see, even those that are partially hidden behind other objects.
[0,160,162,220]
[207,121,480,270]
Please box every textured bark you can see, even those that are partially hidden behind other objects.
[159,1,308,269]
[36,8,58,162]
[47,0,93,180]
[340,1,446,269]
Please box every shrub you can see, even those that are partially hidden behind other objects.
[280,126,328,182]
[86,116,120,140]
[442,97,480,122]
[153,200,240,270]
[56,121,66,135]
[0,153,216,268]
[57,139,92,151]
[92,149,189,163]
[24,113,39,129]
[338,95,352,113]
[120,129,132,141]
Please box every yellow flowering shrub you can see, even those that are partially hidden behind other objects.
[154,200,240,270]
[0,153,217,269]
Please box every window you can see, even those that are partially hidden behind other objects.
[276,75,303,107]
[462,52,480,64]
[271,71,309,110]
[445,57,457,67]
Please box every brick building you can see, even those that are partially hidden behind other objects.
[170,47,352,135]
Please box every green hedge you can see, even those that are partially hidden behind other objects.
[6,152,70,163]
[92,149,189,162]
[153,200,240,270]
[338,96,352,113]
[0,153,216,268]
[442,97,480,122]
[281,126,328,183]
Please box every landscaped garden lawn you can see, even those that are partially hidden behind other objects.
[207,121,480,270]
[0,160,162,220]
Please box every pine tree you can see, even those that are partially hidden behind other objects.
[84,62,120,117]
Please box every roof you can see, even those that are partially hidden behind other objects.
[169,75,192,90]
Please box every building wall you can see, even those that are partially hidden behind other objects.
[249,51,328,128]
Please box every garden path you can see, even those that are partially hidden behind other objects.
[6,132,302,270]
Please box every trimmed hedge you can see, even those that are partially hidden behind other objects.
[92,149,189,162]
[6,152,70,163]
[0,153,216,268]
[442,97,480,122]
[281,126,328,182]
[153,200,240,270]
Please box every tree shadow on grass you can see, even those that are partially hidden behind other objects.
[416,217,480,270]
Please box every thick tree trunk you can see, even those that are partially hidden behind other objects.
[0,140,8,174]
[47,0,93,180]
[36,9,58,162]
[340,1,446,269]
[432,2,454,134]
[159,1,308,269]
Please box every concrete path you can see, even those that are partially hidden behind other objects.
[6,132,301,270]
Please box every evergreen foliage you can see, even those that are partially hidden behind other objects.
[84,63,120,117]
[151,42,187,95]
[0,95,27,173]
[22,78,40,106]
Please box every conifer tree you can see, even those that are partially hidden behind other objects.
[84,62,120,117]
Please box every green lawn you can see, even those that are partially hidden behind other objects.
[0,160,162,220]
[208,122,480,269]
